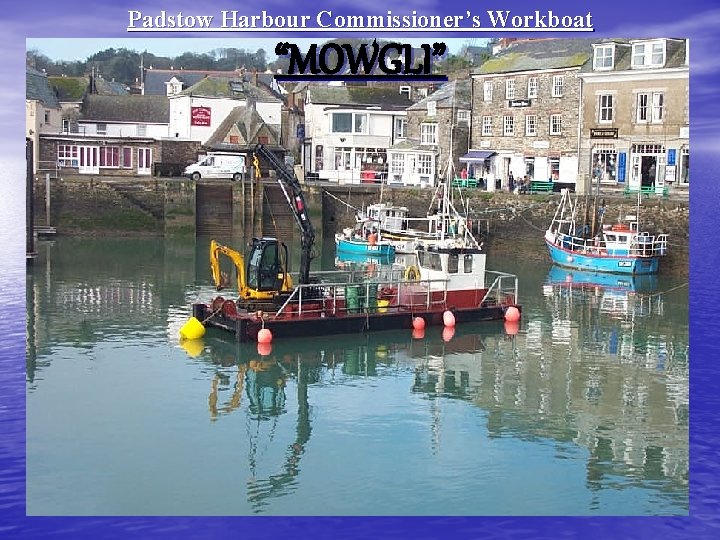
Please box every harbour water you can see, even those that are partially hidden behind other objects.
[25,234,688,516]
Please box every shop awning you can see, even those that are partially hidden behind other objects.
[459,150,496,162]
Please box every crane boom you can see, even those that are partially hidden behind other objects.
[253,144,316,285]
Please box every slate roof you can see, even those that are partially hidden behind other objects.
[179,76,281,103]
[26,67,59,107]
[80,95,169,123]
[473,38,593,75]
[143,68,242,95]
[94,78,130,96]
[579,38,687,73]
[408,79,471,111]
[306,85,413,110]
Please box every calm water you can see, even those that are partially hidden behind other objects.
[25,234,689,516]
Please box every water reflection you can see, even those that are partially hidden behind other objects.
[26,237,688,515]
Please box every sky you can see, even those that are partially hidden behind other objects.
[26,37,478,62]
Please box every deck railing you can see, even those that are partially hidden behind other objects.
[555,232,668,257]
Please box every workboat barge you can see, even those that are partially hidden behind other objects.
[193,245,520,343]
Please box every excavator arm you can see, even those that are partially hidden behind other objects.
[210,239,246,292]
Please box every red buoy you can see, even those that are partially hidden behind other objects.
[504,320,520,336]
[412,316,426,330]
[257,342,273,356]
[412,327,425,340]
[443,310,456,327]
[257,328,273,344]
[505,306,520,322]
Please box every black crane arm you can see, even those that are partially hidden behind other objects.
[253,144,315,285]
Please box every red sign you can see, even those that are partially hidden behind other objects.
[191,106,211,126]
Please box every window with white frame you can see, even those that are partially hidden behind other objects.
[527,77,538,98]
[427,101,437,117]
[57,144,78,167]
[420,123,438,145]
[99,146,120,168]
[62,118,70,133]
[632,40,666,68]
[97,123,107,135]
[390,153,404,175]
[417,154,433,175]
[333,147,352,170]
[483,81,493,101]
[552,76,564,97]
[525,115,537,136]
[331,112,367,133]
[503,115,514,136]
[457,109,470,126]
[549,157,560,181]
[636,92,664,123]
[394,117,407,139]
[505,79,516,100]
[599,94,614,122]
[137,124,147,137]
[591,145,617,183]
[593,45,614,70]
[549,114,562,135]
[417,88,428,99]
[399,86,411,99]
[482,116,493,136]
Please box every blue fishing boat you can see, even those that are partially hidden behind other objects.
[335,219,396,258]
[544,189,668,275]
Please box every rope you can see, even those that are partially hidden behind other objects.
[263,189,280,237]
[201,298,228,324]
[644,281,688,298]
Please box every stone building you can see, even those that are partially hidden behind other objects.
[388,79,471,186]
[470,39,593,191]
[578,38,689,194]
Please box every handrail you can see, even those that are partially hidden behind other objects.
[553,231,668,257]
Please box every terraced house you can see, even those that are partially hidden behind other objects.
[578,38,689,194]
[469,39,593,191]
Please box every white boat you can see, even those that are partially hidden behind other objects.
[359,182,481,253]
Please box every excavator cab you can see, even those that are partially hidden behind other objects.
[245,237,291,293]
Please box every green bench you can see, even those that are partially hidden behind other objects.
[452,177,479,189]
[623,185,669,199]
[528,181,554,194]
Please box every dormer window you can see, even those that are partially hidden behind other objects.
[399,85,411,99]
[593,44,615,70]
[165,76,184,96]
[632,40,666,68]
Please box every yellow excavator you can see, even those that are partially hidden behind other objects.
[210,239,293,301]
[208,144,316,304]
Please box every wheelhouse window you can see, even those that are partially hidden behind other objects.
[463,254,473,273]
[447,253,459,274]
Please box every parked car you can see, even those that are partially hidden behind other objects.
[184,153,246,181]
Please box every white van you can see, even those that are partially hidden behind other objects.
[184,153,246,181]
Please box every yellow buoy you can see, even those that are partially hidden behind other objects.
[179,317,206,340]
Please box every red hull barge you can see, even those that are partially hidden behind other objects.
[193,246,521,343]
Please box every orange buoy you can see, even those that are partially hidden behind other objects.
[504,320,520,335]
[443,310,456,327]
[257,328,273,344]
[505,306,520,322]
[412,327,425,340]
[257,342,273,356]
[442,326,455,342]
[412,316,426,330]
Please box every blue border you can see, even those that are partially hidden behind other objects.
[2,1,718,538]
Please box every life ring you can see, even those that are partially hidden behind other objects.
[404,265,420,281]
